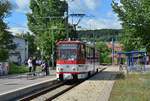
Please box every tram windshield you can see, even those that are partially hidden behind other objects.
[58,44,77,60]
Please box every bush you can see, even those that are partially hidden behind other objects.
[0,49,9,61]
[8,63,28,74]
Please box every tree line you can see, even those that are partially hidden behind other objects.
[78,29,122,42]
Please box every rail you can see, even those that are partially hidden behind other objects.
[19,68,106,101]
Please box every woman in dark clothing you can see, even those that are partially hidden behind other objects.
[44,61,49,76]
[41,60,49,76]
[32,57,37,74]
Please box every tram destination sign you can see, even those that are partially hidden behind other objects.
[59,44,78,49]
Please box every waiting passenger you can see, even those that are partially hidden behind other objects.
[41,60,49,76]
[27,57,33,72]
[32,57,37,74]
[0,63,2,76]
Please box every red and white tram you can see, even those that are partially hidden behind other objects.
[56,40,99,80]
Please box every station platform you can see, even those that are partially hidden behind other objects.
[0,70,56,101]
[53,66,119,101]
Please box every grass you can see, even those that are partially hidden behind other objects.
[109,72,150,101]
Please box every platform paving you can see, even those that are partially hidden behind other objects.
[53,66,119,101]
[0,70,56,95]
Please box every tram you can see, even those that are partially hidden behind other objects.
[56,40,99,80]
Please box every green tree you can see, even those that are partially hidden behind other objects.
[96,42,111,64]
[112,0,150,51]
[0,0,15,61]
[27,0,67,60]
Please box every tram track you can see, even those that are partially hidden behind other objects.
[35,80,83,101]
[19,68,106,101]
[19,81,65,101]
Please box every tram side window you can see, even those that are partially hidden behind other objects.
[79,45,85,59]
[86,47,92,63]
[86,47,89,62]
[90,48,94,63]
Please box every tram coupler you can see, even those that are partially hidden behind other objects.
[72,74,78,80]
[59,74,64,81]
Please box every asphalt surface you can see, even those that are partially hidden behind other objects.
[0,70,56,95]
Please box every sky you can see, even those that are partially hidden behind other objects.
[6,0,122,34]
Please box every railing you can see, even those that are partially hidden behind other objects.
[119,64,128,75]
[27,71,46,80]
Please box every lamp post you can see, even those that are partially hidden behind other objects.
[93,30,96,71]
[112,37,115,65]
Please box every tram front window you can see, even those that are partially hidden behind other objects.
[60,49,77,60]
[58,44,77,60]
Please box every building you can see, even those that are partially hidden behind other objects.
[9,36,28,64]
[107,42,124,64]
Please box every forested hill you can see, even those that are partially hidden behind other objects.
[78,29,122,42]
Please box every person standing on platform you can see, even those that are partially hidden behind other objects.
[41,60,49,76]
[32,56,37,75]
[27,57,33,72]
[44,60,49,76]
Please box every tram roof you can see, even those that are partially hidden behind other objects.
[56,40,84,45]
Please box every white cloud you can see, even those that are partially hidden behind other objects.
[80,17,122,30]
[84,0,99,10]
[14,0,30,13]
[7,27,30,35]
[69,0,86,13]
[78,9,122,30]
[106,11,119,19]
[69,0,100,13]
[114,0,122,6]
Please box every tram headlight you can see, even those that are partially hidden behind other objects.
[57,65,63,72]
[60,68,63,72]
[73,68,76,71]
[72,65,77,71]
[57,67,63,72]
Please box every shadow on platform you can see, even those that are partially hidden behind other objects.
[0,73,56,80]
[89,71,125,81]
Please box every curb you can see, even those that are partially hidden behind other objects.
[0,78,57,101]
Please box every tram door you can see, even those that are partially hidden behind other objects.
[78,44,86,62]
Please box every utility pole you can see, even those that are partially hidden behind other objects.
[66,0,69,39]
[51,28,55,69]
[60,0,69,39]
[93,29,96,71]
[50,26,65,69]
[112,37,115,65]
